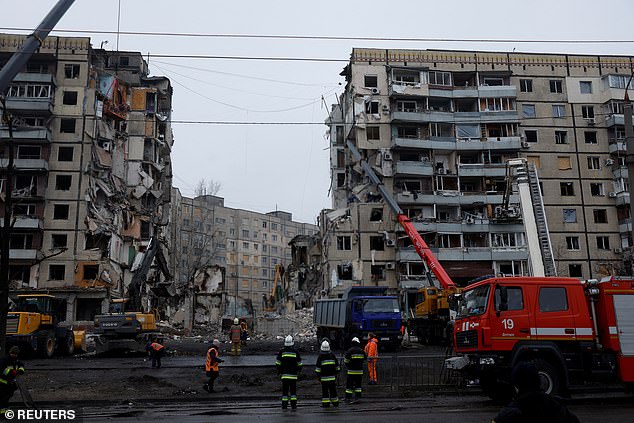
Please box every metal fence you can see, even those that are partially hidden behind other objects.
[337,353,465,391]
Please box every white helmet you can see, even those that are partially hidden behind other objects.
[351,337,360,344]
[212,339,220,347]
[320,340,331,352]
[234,318,239,325]
[284,335,294,346]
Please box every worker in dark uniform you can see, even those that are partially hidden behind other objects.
[230,318,242,356]
[204,339,224,393]
[240,319,249,346]
[492,362,580,423]
[275,335,302,410]
[0,346,24,417]
[315,340,340,408]
[343,337,366,403]
[146,338,165,368]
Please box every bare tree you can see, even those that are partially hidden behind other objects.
[195,178,221,197]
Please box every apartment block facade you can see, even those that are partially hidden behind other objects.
[170,191,319,318]
[0,34,173,322]
[325,48,632,290]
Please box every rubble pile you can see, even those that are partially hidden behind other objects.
[254,307,316,343]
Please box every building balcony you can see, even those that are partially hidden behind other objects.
[0,158,49,172]
[395,161,434,177]
[605,114,624,127]
[393,136,456,151]
[396,246,526,262]
[618,219,632,235]
[389,83,429,97]
[608,138,626,155]
[477,85,517,98]
[9,249,40,260]
[478,110,519,123]
[444,86,479,98]
[396,192,516,206]
[392,110,454,123]
[458,163,507,177]
[4,98,53,116]
[613,166,628,180]
[0,127,51,143]
[12,216,43,230]
[616,191,630,207]
[456,137,521,151]
[12,72,56,85]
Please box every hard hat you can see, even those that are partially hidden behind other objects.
[9,346,19,355]
[351,337,360,344]
[284,335,294,346]
[212,339,220,348]
[234,318,239,325]
[320,340,331,352]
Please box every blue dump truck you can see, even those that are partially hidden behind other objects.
[314,286,402,349]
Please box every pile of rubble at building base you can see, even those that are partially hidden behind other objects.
[253,307,316,343]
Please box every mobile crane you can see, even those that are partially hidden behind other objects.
[347,141,460,344]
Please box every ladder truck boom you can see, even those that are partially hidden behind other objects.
[347,141,456,290]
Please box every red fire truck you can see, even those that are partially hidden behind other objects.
[447,276,634,400]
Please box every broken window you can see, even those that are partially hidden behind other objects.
[55,175,72,191]
[566,237,580,250]
[64,64,80,79]
[58,146,74,161]
[336,173,345,188]
[596,236,610,250]
[63,91,78,105]
[587,156,600,170]
[10,234,33,249]
[593,209,608,224]
[53,204,69,220]
[336,236,351,251]
[60,118,76,133]
[568,264,582,278]
[524,130,538,143]
[119,56,129,66]
[335,126,344,145]
[590,183,604,196]
[337,264,353,280]
[365,101,379,114]
[397,126,419,139]
[370,265,386,281]
[582,105,595,119]
[51,234,67,249]
[428,71,452,86]
[370,208,383,222]
[555,131,567,144]
[364,75,378,88]
[584,131,597,144]
[397,101,418,113]
[140,221,151,239]
[17,145,40,159]
[366,126,380,140]
[560,182,574,196]
[549,80,563,93]
[13,203,36,216]
[336,150,345,167]
[519,79,533,92]
[83,264,99,280]
[369,236,385,251]
[49,264,65,280]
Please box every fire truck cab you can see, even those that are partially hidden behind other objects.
[447,276,634,401]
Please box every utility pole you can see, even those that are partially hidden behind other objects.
[0,0,75,354]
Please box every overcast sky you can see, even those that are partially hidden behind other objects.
[3,0,634,223]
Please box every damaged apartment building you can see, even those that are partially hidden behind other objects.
[0,34,173,324]
[168,190,319,329]
[324,47,633,292]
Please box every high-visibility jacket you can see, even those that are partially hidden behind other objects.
[275,347,302,380]
[315,352,340,382]
[205,347,220,372]
[150,342,164,352]
[0,357,24,386]
[230,324,242,342]
[344,344,366,375]
[364,338,378,360]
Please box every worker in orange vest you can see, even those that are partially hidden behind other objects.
[204,339,224,393]
[364,333,379,385]
[240,319,249,346]
[146,337,165,368]
[230,318,242,355]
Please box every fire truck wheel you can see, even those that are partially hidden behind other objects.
[530,359,561,396]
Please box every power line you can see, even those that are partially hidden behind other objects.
[1,27,633,45]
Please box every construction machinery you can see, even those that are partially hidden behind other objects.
[263,264,284,312]
[91,237,168,353]
[6,294,79,358]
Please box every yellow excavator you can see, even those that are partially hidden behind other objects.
[6,294,81,358]
[263,264,284,312]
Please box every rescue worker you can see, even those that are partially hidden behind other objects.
[0,346,24,417]
[364,333,379,385]
[204,339,224,393]
[146,337,165,368]
[492,362,580,423]
[315,340,340,408]
[275,335,302,410]
[240,319,248,346]
[343,337,366,403]
[230,318,242,355]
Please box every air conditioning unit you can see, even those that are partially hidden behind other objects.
[614,247,623,254]
[99,141,112,151]
[383,152,393,161]
[382,105,389,111]
[437,168,447,175]
[521,142,530,149]
[466,216,475,224]
[385,262,396,270]
[586,118,596,125]
[371,87,380,95]
[606,159,615,166]
[385,239,396,247]
[421,157,430,163]
[608,191,617,198]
